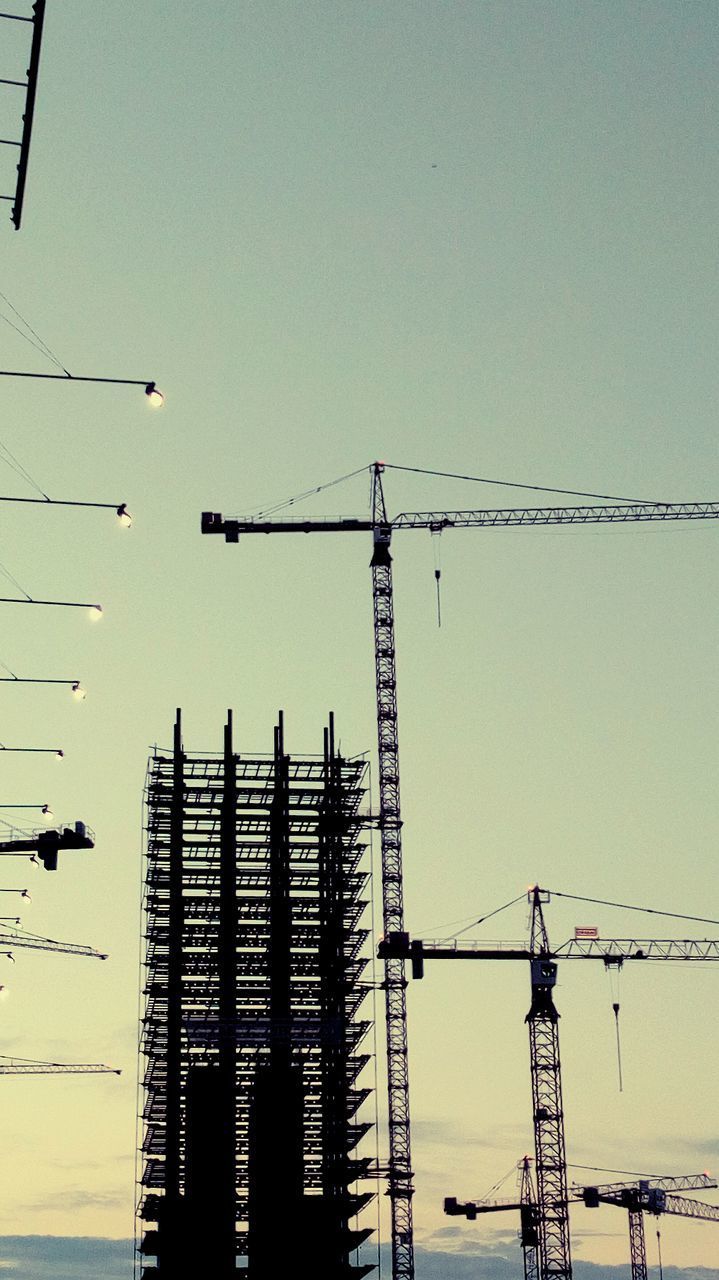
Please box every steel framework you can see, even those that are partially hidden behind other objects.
[138,711,375,1278]
[370,470,414,1279]
[449,1172,719,1280]
[201,468,719,1280]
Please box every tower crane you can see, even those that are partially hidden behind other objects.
[447,1170,719,1280]
[201,463,719,1280]
[0,1054,120,1075]
[380,885,719,1280]
[582,1179,719,1280]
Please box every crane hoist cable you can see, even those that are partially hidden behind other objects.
[430,526,442,627]
[606,962,624,1092]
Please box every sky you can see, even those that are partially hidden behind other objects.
[0,1,718,1276]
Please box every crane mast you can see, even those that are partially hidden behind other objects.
[527,888,571,1280]
[370,464,414,1280]
[518,1156,540,1280]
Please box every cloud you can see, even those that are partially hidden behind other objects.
[360,1244,719,1280]
[411,1116,530,1150]
[16,1187,127,1213]
[1,1237,717,1280]
[0,1237,132,1280]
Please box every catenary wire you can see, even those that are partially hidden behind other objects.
[0,438,49,499]
[0,288,70,375]
[0,559,31,600]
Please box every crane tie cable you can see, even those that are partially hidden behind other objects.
[236,464,369,520]
[449,893,527,939]
[383,463,667,506]
[546,888,719,927]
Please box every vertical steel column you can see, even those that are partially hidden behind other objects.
[216,710,238,1273]
[270,712,292,1052]
[155,708,185,1272]
[627,1208,648,1280]
[370,464,414,1280]
[165,709,184,1202]
[319,713,347,1208]
[527,890,572,1280]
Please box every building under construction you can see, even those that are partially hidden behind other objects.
[138,710,375,1278]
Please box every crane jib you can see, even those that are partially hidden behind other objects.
[201,501,719,541]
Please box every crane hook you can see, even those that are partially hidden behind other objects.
[612,1001,623,1093]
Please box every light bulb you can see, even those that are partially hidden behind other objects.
[145,382,165,408]
[71,682,87,701]
[41,805,54,822]
[88,605,103,621]
[116,503,132,528]
[55,750,64,761]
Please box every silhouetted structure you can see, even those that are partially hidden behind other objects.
[138,711,375,1278]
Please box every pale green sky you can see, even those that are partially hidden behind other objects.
[0,1,718,1273]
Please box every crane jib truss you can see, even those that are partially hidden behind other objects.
[200,468,719,1280]
[449,1172,719,1280]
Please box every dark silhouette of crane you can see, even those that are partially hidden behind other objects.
[381,884,719,1280]
[447,1170,719,1280]
[0,819,94,870]
[445,1154,540,1280]
[0,1054,119,1075]
[582,1178,719,1280]
[202,463,719,1280]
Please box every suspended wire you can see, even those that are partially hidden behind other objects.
[0,657,17,678]
[0,310,67,373]
[482,1158,522,1201]
[383,463,665,506]
[546,888,719,927]
[0,288,70,375]
[416,908,494,934]
[0,438,50,500]
[0,559,31,601]
[449,894,527,939]
[568,1163,663,1179]
[235,464,370,520]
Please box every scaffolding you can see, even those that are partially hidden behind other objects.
[138,711,375,1278]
